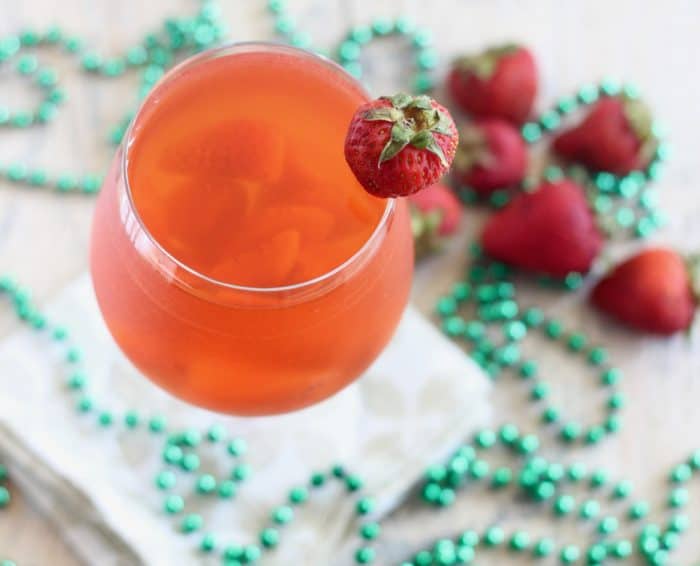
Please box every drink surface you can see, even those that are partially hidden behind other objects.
[128,49,385,288]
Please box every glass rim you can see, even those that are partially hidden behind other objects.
[121,40,395,296]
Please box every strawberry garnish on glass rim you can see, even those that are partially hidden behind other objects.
[344,93,458,198]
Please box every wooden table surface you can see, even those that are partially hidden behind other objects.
[2,1,700,564]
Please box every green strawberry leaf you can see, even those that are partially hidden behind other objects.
[411,131,448,167]
[623,97,658,165]
[379,122,412,164]
[389,92,413,109]
[686,253,700,304]
[433,116,454,136]
[454,43,519,80]
[425,138,448,167]
[410,130,432,148]
[453,124,491,172]
[408,95,433,110]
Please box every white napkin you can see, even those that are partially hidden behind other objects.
[0,274,491,565]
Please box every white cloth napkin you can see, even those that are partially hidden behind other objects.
[0,274,491,565]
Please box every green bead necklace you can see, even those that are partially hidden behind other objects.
[266,0,437,93]
[0,276,383,565]
[0,2,698,566]
[0,1,226,194]
[435,244,623,446]
[408,434,697,566]
[0,463,9,513]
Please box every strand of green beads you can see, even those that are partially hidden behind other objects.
[266,0,438,93]
[458,80,668,242]
[402,527,587,565]
[0,1,225,194]
[0,29,64,129]
[243,465,379,565]
[633,454,697,566]
[411,425,699,565]
[0,274,264,565]
[201,465,377,565]
[0,463,9,514]
[109,1,228,148]
[434,244,622,445]
[0,274,384,565]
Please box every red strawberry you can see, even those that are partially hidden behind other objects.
[591,248,696,335]
[409,183,463,259]
[553,97,656,175]
[344,93,458,198]
[408,182,463,236]
[482,179,603,277]
[452,119,527,195]
[447,44,537,124]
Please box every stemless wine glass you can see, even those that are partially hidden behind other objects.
[90,42,414,415]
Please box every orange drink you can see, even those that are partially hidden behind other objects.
[90,43,414,415]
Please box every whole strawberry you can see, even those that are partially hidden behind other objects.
[591,248,696,335]
[409,182,463,259]
[452,119,527,196]
[553,97,656,175]
[344,93,458,198]
[447,44,537,124]
[482,179,603,277]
